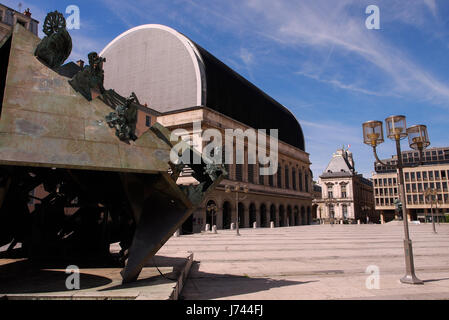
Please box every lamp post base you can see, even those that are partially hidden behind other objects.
[400,274,424,285]
[400,239,424,285]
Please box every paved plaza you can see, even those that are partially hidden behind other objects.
[158,223,449,300]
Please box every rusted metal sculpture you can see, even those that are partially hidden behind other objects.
[34,11,72,69]
[0,14,226,283]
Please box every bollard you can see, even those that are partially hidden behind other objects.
[270,221,275,228]
[357,220,360,225]
[253,222,257,229]
[230,223,235,230]
[205,224,210,232]
[340,220,343,225]
[212,225,217,234]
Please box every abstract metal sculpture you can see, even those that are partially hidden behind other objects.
[0,17,227,283]
[34,11,72,69]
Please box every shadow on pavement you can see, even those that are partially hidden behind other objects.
[181,261,318,300]
[0,260,112,294]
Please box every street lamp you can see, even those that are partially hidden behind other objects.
[206,203,218,234]
[225,184,249,236]
[424,188,437,234]
[363,115,429,285]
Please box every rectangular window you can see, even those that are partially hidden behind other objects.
[405,173,410,181]
[411,172,415,181]
[388,178,392,185]
[406,184,411,193]
[443,182,447,191]
[145,115,151,127]
[298,171,303,191]
[328,191,333,199]
[413,195,417,203]
[418,184,423,192]
[429,171,434,180]
[235,164,243,181]
[407,195,412,204]
[393,178,397,184]
[435,171,440,179]
[412,184,417,192]
[277,165,282,188]
[292,168,296,190]
[436,182,441,191]
[305,174,309,193]
[416,172,421,180]
[285,167,290,189]
[419,194,424,204]
[423,172,427,180]
[248,164,254,184]
[442,170,446,179]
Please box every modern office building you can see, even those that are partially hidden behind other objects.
[100,24,314,233]
[372,146,449,223]
[314,148,376,224]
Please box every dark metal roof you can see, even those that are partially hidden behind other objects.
[194,44,305,151]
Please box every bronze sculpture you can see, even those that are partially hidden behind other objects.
[69,52,106,101]
[34,11,72,69]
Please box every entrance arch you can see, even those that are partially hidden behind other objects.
[287,205,293,226]
[260,204,267,227]
[301,206,306,225]
[238,202,245,228]
[294,206,299,226]
[222,201,232,229]
[249,203,256,227]
[270,204,276,226]
[279,205,285,227]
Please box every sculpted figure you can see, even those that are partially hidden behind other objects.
[69,52,106,101]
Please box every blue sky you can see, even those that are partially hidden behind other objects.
[7,0,449,179]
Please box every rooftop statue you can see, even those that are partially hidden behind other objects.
[69,51,106,101]
[34,11,72,69]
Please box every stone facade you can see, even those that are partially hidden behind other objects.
[156,107,313,233]
[315,148,376,224]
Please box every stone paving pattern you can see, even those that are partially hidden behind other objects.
[158,223,449,300]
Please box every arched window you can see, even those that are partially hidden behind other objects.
[285,166,290,189]
[299,170,303,191]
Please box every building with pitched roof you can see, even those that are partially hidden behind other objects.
[314,148,376,224]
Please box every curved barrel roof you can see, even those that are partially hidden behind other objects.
[100,24,305,151]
